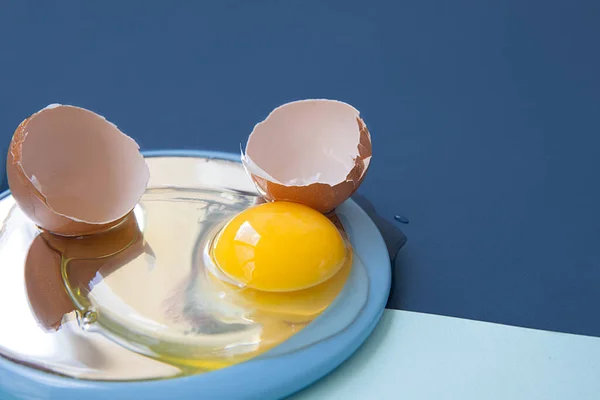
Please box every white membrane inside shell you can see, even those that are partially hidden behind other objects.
[244,99,363,187]
[19,105,150,224]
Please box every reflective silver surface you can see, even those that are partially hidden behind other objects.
[0,156,367,381]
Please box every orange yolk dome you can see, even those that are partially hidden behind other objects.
[211,201,348,292]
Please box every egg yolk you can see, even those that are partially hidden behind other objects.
[211,201,348,292]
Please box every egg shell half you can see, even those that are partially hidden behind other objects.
[242,99,372,213]
[6,105,149,236]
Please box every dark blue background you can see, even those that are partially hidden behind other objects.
[1,1,599,336]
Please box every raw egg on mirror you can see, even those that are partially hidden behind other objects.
[2,98,373,378]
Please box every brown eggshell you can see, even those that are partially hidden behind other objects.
[242,99,372,213]
[6,104,149,237]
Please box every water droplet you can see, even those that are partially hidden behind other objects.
[394,215,409,224]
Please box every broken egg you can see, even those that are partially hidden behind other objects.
[6,104,149,236]
[242,99,372,213]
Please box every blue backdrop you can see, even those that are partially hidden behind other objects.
[1,0,599,336]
